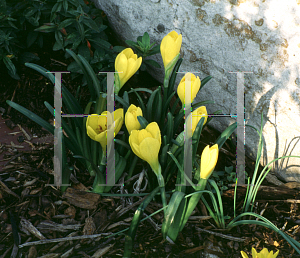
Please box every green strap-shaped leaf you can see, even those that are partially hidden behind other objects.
[129,88,146,116]
[137,115,149,130]
[160,144,169,170]
[192,100,215,110]
[6,100,54,134]
[173,109,185,133]
[167,58,183,98]
[192,117,205,167]
[170,97,181,116]
[3,56,16,76]
[161,191,185,240]
[214,121,237,150]
[165,112,174,145]
[25,62,83,122]
[127,88,153,94]
[154,87,162,124]
[179,178,208,232]
[115,94,129,110]
[199,75,212,92]
[123,187,160,258]
[44,101,80,154]
[123,91,129,106]
[114,138,131,151]
[66,49,96,100]
[146,87,160,122]
[78,54,101,98]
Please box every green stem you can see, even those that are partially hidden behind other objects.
[156,166,167,216]
[163,72,170,89]
[179,178,207,232]
[92,147,106,193]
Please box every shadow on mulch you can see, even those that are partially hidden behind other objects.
[0,22,300,258]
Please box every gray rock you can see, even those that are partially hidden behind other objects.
[93,0,300,183]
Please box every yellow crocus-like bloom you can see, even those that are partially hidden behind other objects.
[160,30,182,70]
[241,247,279,258]
[177,73,201,105]
[125,104,143,134]
[86,109,124,151]
[186,106,208,134]
[200,144,219,179]
[114,48,142,94]
[129,122,161,174]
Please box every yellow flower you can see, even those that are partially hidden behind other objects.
[129,122,161,174]
[114,48,142,94]
[160,30,182,71]
[177,73,201,105]
[125,104,143,134]
[86,108,124,151]
[241,247,279,258]
[186,106,208,134]
[200,144,219,179]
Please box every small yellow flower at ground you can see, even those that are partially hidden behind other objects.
[86,108,124,151]
[241,247,279,258]
[200,144,219,179]
[129,122,161,174]
[114,48,142,94]
[177,73,201,105]
[186,106,208,134]
[160,30,182,70]
[125,104,143,134]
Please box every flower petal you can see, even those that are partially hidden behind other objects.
[200,144,219,179]
[138,129,153,144]
[86,114,100,131]
[252,247,258,258]
[87,125,97,141]
[145,122,161,143]
[95,131,107,151]
[139,137,160,172]
[240,251,249,258]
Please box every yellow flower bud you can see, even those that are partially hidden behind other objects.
[186,106,208,134]
[177,73,201,105]
[114,48,142,94]
[200,144,219,179]
[129,122,161,174]
[125,104,143,134]
[160,30,182,71]
[86,108,124,151]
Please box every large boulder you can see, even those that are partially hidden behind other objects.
[93,0,300,184]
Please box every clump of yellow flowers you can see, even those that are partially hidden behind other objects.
[241,247,279,258]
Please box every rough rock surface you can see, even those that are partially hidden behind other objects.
[94,0,300,183]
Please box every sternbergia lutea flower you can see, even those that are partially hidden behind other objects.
[114,48,142,94]
[86,109,124,151]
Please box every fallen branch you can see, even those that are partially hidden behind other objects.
[196,227,246,242]
[18,233,112,248]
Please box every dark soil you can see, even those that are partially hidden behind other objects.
[0,14,300,258]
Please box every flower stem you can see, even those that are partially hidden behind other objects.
[156,166,167,216]
[163,73,170,89]
[179,178,207,232]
